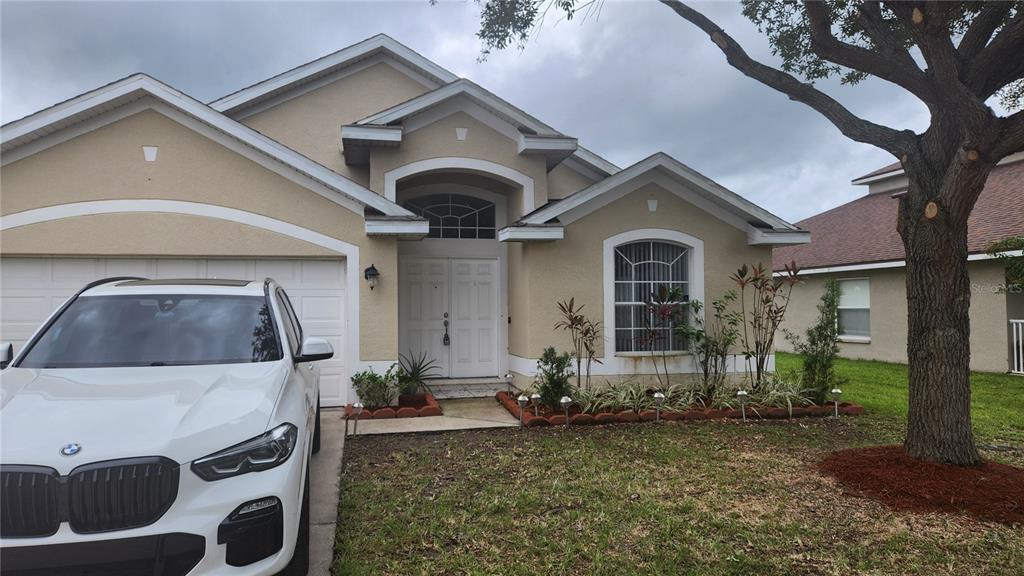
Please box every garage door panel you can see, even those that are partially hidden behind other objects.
[1,257,349,407]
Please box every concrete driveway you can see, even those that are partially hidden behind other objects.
[309,409,346,576]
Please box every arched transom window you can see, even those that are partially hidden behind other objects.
[402,194,496,239]
[614,240,689,352]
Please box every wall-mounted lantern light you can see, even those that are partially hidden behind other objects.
[364,264,380,290]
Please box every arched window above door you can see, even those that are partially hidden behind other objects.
[402,194,496,239]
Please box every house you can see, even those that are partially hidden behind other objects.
[775,154,1024,374]
[0,34,809,406]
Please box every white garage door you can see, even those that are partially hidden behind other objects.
[0,257,348,407]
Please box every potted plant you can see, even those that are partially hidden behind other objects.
[396,351,439,408]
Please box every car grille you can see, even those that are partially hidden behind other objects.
[1,466,61,538]
[0,457,179,538]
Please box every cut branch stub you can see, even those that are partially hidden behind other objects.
[924,201,939,219]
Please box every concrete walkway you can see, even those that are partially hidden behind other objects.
[347,397,519,435]
[309,409,346,576]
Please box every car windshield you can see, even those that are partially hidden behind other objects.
[18,294,282,368]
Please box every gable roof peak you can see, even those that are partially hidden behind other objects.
[208,34,458,115]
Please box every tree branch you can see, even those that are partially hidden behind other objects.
[957,1,1012,60]
[802,1,934,102]
[994,107,1024,159]
[658,0,914,156]
[969,8,1024,99]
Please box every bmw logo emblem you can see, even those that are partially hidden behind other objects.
[60,443,82,457]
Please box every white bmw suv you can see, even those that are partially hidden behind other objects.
[0,277,331,576]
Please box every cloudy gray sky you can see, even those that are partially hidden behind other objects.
[1,0,931,222]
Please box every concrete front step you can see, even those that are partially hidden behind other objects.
[425,378,512,399]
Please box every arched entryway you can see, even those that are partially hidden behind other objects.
[395,170,515,379]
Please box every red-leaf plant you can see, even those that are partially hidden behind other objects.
[731,262,801,390]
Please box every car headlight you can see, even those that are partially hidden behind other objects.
[191,423,298,481]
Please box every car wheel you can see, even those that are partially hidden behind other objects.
[276,465,310,576]
[311,397,321,455]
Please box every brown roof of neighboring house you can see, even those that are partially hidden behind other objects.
[774,159,1024,271]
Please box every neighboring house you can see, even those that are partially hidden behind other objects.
[775,154,1024,374]
[0,34,808,405]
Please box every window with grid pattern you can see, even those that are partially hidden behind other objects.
[402,194,496,239]
[613,240,689,352]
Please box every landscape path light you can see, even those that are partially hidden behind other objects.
[736,390,749,423]
[352,402,364,436]
[560,396,572,425]
[505,372,513,395]
[517,394,529,428]
[831,388,843,418]
[530,393,541,417]
[653,391,666,422]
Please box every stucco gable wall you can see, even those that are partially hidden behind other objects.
[1,108,398,362]
[512,182,770,360]
[239,61,431,184]
[777,261,1011,373]
[547,162,598,200]
[369,111,549,219]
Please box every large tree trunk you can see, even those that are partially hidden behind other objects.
[899,163,990,466]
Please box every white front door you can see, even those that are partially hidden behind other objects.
[399,257,499,378]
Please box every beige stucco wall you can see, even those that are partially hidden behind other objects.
[369,111,549,219]
[0,108,398,361]
[509,182,771,361]
[777,261,1011,373]
[547,162,596,200]
[239,62,430,185]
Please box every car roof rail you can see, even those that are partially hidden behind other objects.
[82,276,149,291]
[11,276,148,368]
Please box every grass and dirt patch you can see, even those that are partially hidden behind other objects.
[334,356,1024,575]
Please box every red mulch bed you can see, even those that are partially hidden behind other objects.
[818,445,1024,526]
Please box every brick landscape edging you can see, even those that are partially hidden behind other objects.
[495,391,864,426]
[344,394,443,419]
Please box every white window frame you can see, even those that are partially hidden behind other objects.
[612,240,691,353]
[837,277,871,343]
[602,229,704,365]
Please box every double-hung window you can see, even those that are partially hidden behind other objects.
[613,240,689,352]
[837,278,870,340]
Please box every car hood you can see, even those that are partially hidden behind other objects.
[0,362,289,473]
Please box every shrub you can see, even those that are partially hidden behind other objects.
[535,347,574,411]
[396,351,439,397]
[678,292,741,403]
[554,298,602,391]
[732,262,800,389]
[756,371,815,415]
[785,278,843,403]
[351,367,397,410]
[605,378,653,412]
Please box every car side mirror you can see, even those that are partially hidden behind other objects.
[295,337,333,363]
[0,342,13,370]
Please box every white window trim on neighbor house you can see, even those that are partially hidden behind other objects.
[837,277,871,343]
[601,229,705,371]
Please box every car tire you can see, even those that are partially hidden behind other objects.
[276,465,310,576]
[311,397,321,455]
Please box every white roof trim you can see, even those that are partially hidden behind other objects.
[573,146,620,176]
[790,249,1024,276]
[341,125,402,144]
[498,226,564,242]
[517,134,577,154]
[357,78,561,137]
[0,74,414,218]
[747,226,811,246]
[209,34,457,113]
[520,152,799,233]
[365,218,429,237]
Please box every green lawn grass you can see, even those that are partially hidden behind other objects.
[334,355,1024,576]
[776,352,1024,445]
